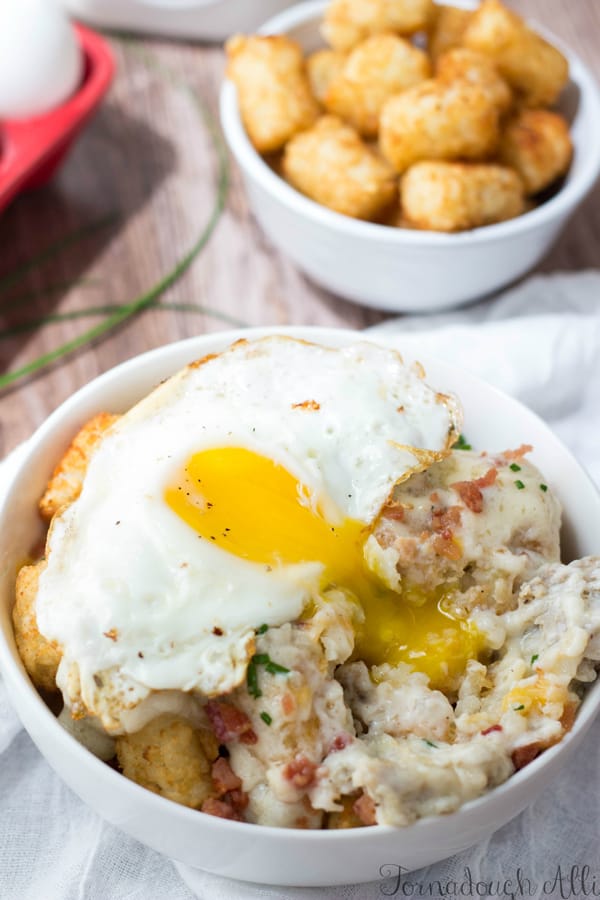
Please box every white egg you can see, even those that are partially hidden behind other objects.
[0,0,83,120]
[35,337,461,734]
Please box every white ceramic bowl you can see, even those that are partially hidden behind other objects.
[1,326,600,887]
[220,0,600,313]
[61,0,296,41]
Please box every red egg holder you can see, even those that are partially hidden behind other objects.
[0,24,114,215]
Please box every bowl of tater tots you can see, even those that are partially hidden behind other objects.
[220,0,600,311]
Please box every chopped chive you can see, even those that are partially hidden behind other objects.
[423,739,438,748]
[260,711,272,726]
[265,660,290,675]
[247,653,289,698]
[530,654,539,666]
[455,434,472,451]
[513,704,525,711]
[256,624,269,635]
[509,463,521,472]
[246,659,262,699]
[540,484,548,492]
[514,480,525,490]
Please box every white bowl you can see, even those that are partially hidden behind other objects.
[1,326,600,887]
[61,0,296,41]
[220,0,600,313]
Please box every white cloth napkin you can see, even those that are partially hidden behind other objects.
[2,271,600,900]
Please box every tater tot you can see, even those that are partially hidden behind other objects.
[498,108,573,195]
[39,412,119,522]
[324,34,431,138]
[428,5,473,62]
[463,0,569,108]
[116,714,217,809]
[322,0,435,51]
[380,79,500,173]
[436,47,512,115]
[307,49,347,105]
[226,35,319,153]
[282,116,397,219]
[12,560,61,693]
[401,161,525,231]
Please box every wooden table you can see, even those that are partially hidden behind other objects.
[1,0,598,456]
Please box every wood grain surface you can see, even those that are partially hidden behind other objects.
[1,0,598,456]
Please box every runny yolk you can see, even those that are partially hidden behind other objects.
[165,447,481,692]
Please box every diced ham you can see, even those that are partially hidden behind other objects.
[205,700,258,745]
[481,724,503,736]
[431,505,461,533]
[451,468,497,514]
[283,756,318,789]
[225,788,249,813]
[381,500,405,522]
[353,792,377,825]
[212,757,242,795]
[281,692,296,715]
[201,797,244,821]
[330,733,352,753]
[432,530,462,560]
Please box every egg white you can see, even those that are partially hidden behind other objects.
[35,337,461,733]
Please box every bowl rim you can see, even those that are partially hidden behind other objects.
[1,325,600,845]
[220,0,600,246]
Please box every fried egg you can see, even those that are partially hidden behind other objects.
[36,337,461,732]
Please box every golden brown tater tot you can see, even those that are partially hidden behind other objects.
[226,34,319,153]
[283,115,397,220]
[322,0,435,51]
[13,560,61,693]
[400,160,524,232]
[436,47,512,115]
[463,0,569,108]
[116,714,217,809]
[324,34,430,137]
[498,109,573,195]
[380,79,500,173]
[39,412,119,522]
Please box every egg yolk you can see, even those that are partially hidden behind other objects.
[165,447,480,691]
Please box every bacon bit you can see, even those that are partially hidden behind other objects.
[292,400,320,411]
[353,792,377,826]
[451,468,497,513]
[225,788,249,812]
[477,467,498,489]
[330,734,352,753]
[284,756,318,789]
[382,501,405,522]
[481,724,503,736]
[201,797,243,821]
[397,405,405,413]
[429,491,440,503]
[212,626,224,636]
[205,701,258,745]
[432,530,462,560]
[103,628,118,642]
[503,444,533,461]
[431,505,461,533]
[511,743,542,770]
[212,757,242,795]
[281,692,296,715]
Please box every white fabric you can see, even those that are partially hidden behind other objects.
[1,271,600,899]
